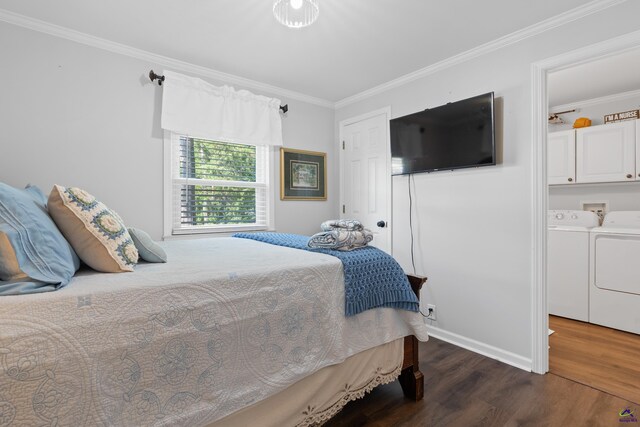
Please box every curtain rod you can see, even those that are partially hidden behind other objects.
[148,70,289,114]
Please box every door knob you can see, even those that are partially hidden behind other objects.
[627,174,633,179]
[567,177,573,182]
[377,220,386,228]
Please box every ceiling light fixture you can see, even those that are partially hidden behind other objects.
[273,0,319,29]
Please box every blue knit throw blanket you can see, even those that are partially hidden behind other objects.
[233,232,419,316]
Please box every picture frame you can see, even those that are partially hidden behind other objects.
[280,147,327,200]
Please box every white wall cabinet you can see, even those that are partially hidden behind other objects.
[576,120,636,184]
[549,120,638,185]
[548,130,576,185]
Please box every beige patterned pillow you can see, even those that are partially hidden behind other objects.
[48,185,138,273]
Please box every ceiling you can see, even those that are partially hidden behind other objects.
[0,0,594,102]
[549,47,640,107]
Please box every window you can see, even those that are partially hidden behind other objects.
[166,134,272,235]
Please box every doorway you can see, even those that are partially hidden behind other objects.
[545,48,640,403]
[339,108,393,254]
[531,31,640,376]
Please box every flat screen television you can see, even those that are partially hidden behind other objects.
[390,92,495,175]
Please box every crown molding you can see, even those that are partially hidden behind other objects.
[335,0,628,109]
[0,8,335,109]
[0,0,629,112]
[550,88,640,113]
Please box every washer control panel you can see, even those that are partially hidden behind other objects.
[548,210,599,227]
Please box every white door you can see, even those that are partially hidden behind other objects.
[548,130,576,185]
[340,111,392,254]
[547,129,576,184]
[576,120,636,183]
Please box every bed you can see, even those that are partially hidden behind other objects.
[0,237,428,426]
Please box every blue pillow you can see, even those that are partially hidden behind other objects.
[128,228,167,263]
[0,183,80,295]
[25,185,80,267]
[24,184,49,208]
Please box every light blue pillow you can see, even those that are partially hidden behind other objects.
[0,183,80,295]
[24,184,49,209]
[128,228,167,263]
[24,185,79,268]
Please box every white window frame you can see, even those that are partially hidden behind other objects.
[163,131,276,239]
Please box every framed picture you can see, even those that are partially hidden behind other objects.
[280,148,327,200]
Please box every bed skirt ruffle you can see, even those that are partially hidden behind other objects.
[210,339,404,427]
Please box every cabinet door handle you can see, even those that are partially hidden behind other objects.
[627,174,633,179]
[567,177,573,182]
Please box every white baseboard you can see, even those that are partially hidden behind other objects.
[426,325,532,372]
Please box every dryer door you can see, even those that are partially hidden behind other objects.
[593,234,640,295]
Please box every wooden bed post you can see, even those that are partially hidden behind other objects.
[399,274,427,401]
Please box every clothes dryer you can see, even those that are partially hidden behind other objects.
[548,210,599,321]
[590,211,640,334]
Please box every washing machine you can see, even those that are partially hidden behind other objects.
[590,211,640,334]
[548,210,599,321]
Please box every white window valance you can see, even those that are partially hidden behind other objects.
[160,70,283,146]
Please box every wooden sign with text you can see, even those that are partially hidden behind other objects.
[604,109,639,124]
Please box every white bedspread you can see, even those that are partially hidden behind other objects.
[0,237,428,426]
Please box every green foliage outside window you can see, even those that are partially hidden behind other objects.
[180,137,259,226]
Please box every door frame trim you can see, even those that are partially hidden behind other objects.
[531,29,640,374]
[338,106,393,253]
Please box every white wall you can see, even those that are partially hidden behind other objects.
[549,182,640,212]
[276,101,338,235]
[335,2,640,366]
[0,22,338,240]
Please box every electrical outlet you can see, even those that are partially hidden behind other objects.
[427,304,436,321]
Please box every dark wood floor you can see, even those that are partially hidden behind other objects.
[325,337,637,426]
[550,315,640,405]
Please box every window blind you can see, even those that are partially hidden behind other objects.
[172,136,269,233]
